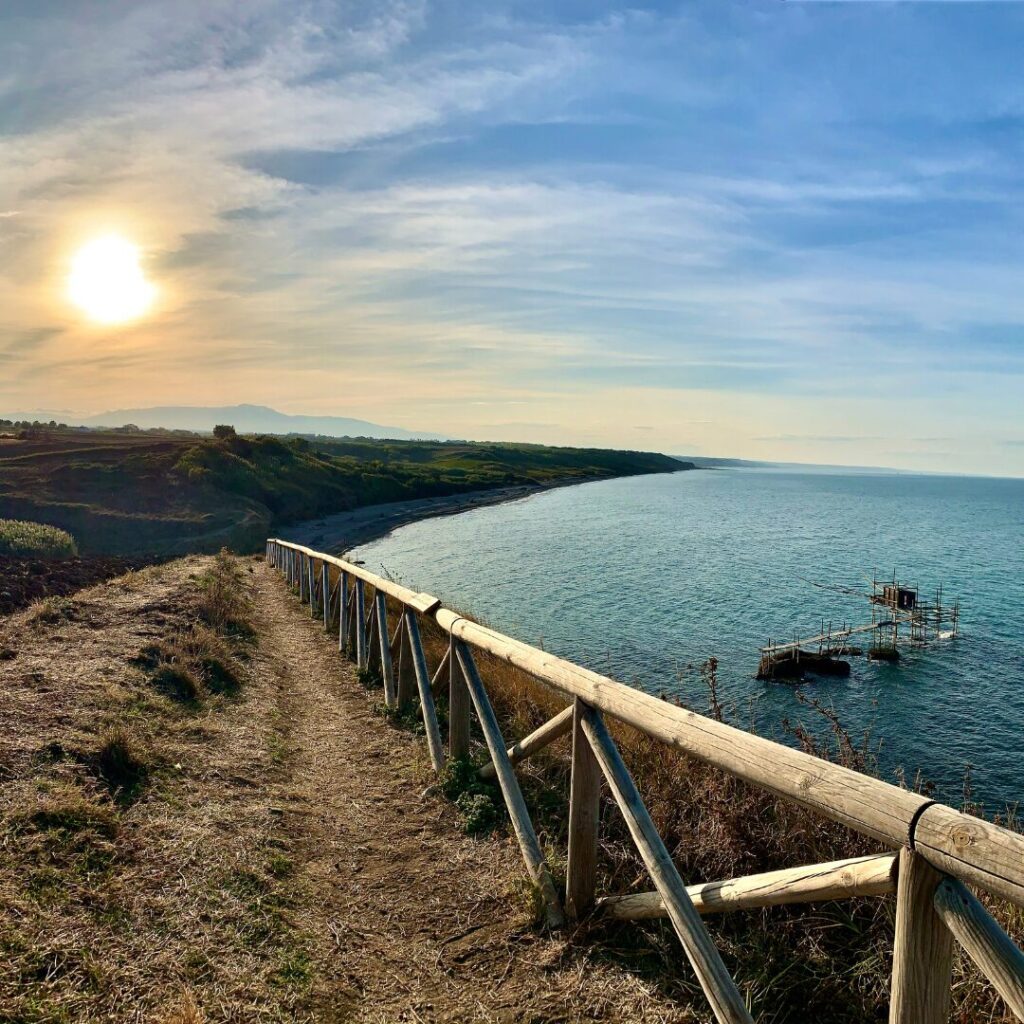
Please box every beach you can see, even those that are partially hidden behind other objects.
[275,478,587,555]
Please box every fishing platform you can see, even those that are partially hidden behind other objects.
[758,574,960,682]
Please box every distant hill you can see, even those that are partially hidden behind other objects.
[61,404,445,441]
[0,431,687,555]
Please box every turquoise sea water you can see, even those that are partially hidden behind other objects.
[352,469,1024,809]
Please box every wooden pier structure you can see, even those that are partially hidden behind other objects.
[759,574,960,681]
[267,538,1020,1024]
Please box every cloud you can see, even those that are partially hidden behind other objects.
[1,1,1023,476]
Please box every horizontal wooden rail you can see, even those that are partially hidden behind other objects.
[599,853,897,920]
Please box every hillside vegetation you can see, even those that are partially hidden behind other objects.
[0,520,78,558]
[0,430,686,556]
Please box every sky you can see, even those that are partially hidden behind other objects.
[2,1,1024,475]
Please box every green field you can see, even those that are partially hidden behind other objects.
[0,430,687,555]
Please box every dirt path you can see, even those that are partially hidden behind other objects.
[0,557,688,1023]
[249,562,682,1023]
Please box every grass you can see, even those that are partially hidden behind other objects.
[0,518,78,558]
[0,551,300,1024]
[0,428,688,555]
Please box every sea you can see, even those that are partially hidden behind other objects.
[351,468,1024,811]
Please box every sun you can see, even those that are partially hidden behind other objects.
[67,235,156,324]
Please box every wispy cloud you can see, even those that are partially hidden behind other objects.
[1,1,1023,474]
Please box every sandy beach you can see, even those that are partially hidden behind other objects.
[275,479,577,556]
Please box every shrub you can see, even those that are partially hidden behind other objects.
[0,519,78,558]
[212,424,236,439]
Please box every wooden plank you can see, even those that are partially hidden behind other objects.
[479,705,573,781]
[566,698,602,919]
[579,703,752,1024]
[404,611,446,773]
[455,640,565,929]
[600,853,897,919]
[890,847,954,1024]
[375,592,397,707]
[933,876,1024,1021]
[447,639,470,761]
[355,578,366,669]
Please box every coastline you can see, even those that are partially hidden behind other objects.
[276,474,644,555]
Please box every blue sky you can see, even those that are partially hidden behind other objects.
[2,1,1024,473]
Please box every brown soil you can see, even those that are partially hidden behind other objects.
[0,554,159,615]
[0,556,692,1023]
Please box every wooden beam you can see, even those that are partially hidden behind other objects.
[404,611,446,772]
[355,578,366,669]
[933,876,1024,1021]
[599,853,897,920]
[338,570,348,652]
[447,639,470,761]
[890,847,954,1024]
[479,705,573,781]
[375,592,397,707]
[396,616,414,710]
[455,640,565,930]
[321,563,330,629]
[579,703,752,1024]
[566,698,602,919]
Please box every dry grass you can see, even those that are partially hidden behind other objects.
[0,552,318,1024]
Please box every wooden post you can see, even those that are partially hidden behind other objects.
[366,597,379,671]
[431,644,451,692]
[455,641,565,929]
[566,698,602,919]
[933,876,1024,1020]
[338,570,349,652]
[355,578,367,669]
[308,557,317,617]
[448,638,470,760]
[889,847,954,1024]
[579,704,752,1024]
[396,617,415,710]
[375,592,397,706]
[322,563,330,629]
[404,610,445,772]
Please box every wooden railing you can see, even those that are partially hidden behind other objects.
[266,538,1024,1024]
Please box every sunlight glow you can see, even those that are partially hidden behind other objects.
[67,235,155,324]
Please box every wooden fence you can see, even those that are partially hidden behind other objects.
[266,538,1024,1024]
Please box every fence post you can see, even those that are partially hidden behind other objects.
[448,637,470,760]
[338,570,349,652]
[404,610,446,772]
[396,619,415,710]
[455,640,564,929]
[566,697,602,919]
[322,563,330,629]
[375,592,397,706]
[355,578,366,668]
[889,847,954,1024]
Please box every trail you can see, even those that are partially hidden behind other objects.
[249,561,679,1023]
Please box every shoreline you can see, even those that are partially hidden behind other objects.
[276,474,639,555]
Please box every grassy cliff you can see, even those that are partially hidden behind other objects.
[0,430,687,555]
